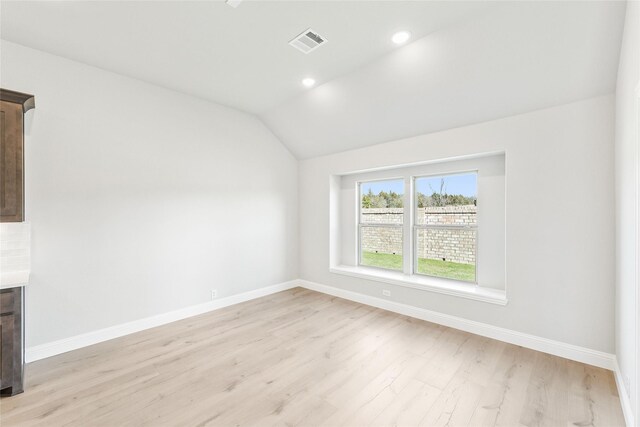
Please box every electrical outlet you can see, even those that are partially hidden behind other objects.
[211,290,218,300]
[382,290,391,297]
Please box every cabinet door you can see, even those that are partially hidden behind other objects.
[0,314,15,390]
[0,100,24,223]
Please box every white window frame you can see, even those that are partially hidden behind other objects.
[357,171,479,285]
[412,171,478,284]
[357,177,406,273]
[332,153,506,306]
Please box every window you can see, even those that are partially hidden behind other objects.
[414,173,477,282]
[357,173,477,281]
[332,153,505,303]
[358,179,404,271]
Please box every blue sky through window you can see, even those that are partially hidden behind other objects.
[360,179,404,195]
[416,173,477,197]
[360,173,477,197]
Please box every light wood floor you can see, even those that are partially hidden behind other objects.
[0,288,625,427]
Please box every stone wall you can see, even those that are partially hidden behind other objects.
[417,227,476,264]
[360,208,404,255]
[361,205,476,264]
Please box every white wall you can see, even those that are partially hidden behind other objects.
[300,95,616,353]
[615,1,640,422]
[0,41,298,348]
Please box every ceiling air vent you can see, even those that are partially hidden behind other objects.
[289,28,327,54]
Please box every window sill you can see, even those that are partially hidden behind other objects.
[329,265,507,305]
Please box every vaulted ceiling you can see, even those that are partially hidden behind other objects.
[0,1,627,159]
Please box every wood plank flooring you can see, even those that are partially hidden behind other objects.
[0,288,625,426]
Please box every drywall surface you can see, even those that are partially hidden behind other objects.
[264,2,625,159]
[615,1,640,421]
[299,95,616,353]
[0,41,298,347]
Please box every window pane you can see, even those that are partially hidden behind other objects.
[416,228,476,282]
[415,173,477,225]
[360,179,404,224]
[360,226,402,271]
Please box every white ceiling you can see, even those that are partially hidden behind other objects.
[0,0,489,114]
[0,1,627,159]
[263,1,627,158]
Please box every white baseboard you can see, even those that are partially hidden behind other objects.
[613,357,636,427]
[25,280,299,363]
[298,279,616,371]
[27,278,618,374]
[26,277,629,422]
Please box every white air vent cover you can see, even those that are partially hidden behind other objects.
[289,28,327,54]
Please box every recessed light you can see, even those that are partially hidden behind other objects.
[302,78,316,88]
[392,31,411,45]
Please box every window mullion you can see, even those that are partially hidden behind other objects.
[403,176,412,275]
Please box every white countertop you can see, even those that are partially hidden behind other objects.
[1,222,30,288]
[0,271,29,289]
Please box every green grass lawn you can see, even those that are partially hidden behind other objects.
[361,251,475,282]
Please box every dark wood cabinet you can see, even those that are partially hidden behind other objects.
[0,88,32,397]
[0,89,34,223]
[0,288,23,396]
[0,314,16,389]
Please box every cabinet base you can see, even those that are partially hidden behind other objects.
[0,385,24,397]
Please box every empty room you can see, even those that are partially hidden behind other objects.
[0,0,638,426]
